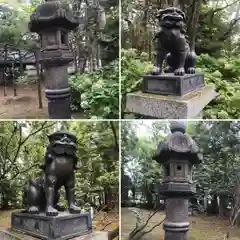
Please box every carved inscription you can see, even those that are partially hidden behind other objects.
[57,217,88,236]
[182,78,195,93]
[195,75,204,87]
[146,79,176,94]
[182,75,204,94]
[14,217,48,236]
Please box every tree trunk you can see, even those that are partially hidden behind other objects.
[108,227,119,240]
[230,183,240,227]
[145,187,153,209]
[218,195,228,219]
[207,194,218,215]
[154,194,161,210]
[142,0,149,54]
[187,0,201,50]
[1,194,9,209]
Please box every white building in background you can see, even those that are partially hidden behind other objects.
[19,0,32,3]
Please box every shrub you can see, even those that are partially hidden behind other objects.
[69,60,119,119]
[121,49,154,116]
[197,54,240,119]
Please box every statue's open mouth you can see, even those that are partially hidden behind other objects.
[162,14,183,21]
[52,140,76,155]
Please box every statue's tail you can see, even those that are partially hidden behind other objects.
[22,186,28,209]
[29,178,37,186]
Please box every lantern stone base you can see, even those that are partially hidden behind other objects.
[45,88,71,119]
[164,231,188,240]
[125,85,217,119]
[11,211,92,240]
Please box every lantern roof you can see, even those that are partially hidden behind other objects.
[29,1,79,33]
[153,122,200,164]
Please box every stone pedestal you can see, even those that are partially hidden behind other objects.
[0,229,108,240]
[125,86,217,119]
[11,212,92,240]
[143,73,204,96]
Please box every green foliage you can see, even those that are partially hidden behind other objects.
[191,121,240,208]
[97,171,119,188]
[69,60,119,119]
[0,121,56,208]
[197,54,240,119]
[68,121,119,207]
[0,1,39,47]
[121,121,164,203]
[195,4,239,57]
[121,49,154,114]
[0,12,26,45]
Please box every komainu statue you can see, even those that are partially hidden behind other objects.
[152,7,196,76]
[23,132,81,216]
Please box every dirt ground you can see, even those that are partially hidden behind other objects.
[0,84,48,119]
[121,207,240,240]
[0,84,85,119]
[0,209,119,233]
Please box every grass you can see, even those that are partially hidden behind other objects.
[121,208,240,240]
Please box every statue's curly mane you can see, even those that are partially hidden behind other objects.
[160,17,186,32]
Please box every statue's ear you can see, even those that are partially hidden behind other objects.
[157,9,164,19]
[176,8,186,21]
[47,135,53,142]
[181,11,186,21]
[39,164,45,170]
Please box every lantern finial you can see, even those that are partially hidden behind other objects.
[170,121,187,134]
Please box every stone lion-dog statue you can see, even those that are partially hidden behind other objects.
[23,132,81,216]
[152,7,196,76]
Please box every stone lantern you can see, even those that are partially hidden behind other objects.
[153,121,200,240]
[29,0,79,119]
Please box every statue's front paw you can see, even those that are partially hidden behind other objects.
[186,67,195,74]
[55,204,65,211]
[28,206,39,214]
[46,206,58,216]
[174,67,185,76]
[151,71,161,75]
[69,204,81,214]
[151,67,162,75]
[164,66,173,73]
